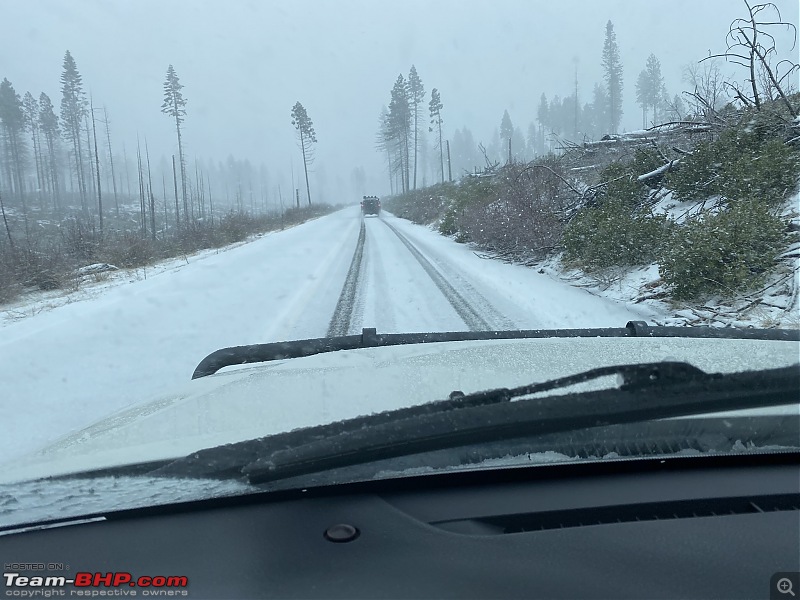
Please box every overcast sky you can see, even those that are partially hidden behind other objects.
[2,0,798,201]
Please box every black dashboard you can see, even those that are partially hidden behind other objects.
[1,453,799,599]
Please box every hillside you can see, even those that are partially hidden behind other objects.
[384,99,800,328]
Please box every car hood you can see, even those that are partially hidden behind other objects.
[1,335,798,484]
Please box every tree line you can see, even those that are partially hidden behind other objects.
[387,18,739,178]
[0,50,335,304]
[376,65,446,194]
[0,51,319,253]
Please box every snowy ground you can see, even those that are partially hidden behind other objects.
[0,206,663,466]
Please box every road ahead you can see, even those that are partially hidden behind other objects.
[0,206,655,462]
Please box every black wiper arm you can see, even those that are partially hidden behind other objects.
[191,323,800,378]
[242,363,799,485]
[152,372,517,480]
[157,361,703,480]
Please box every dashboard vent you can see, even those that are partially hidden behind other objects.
[431,494,800,535]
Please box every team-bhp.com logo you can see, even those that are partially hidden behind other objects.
[4,571,188,596]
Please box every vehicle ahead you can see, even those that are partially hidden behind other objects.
[361,195,381,216]
[0,323,798,599]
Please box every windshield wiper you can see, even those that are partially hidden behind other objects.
[241,363,799,484]
[191,322,800,378]
[155,362,799,484]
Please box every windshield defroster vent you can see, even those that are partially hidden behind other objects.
[431,494,800,535]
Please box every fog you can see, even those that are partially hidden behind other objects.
[2,0,798,202]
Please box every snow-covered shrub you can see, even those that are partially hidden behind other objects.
[0,250,20,302]
[439,177,500,237]
[563,198,672,270]
[103,233,157,268]
[454,161,569,257]
[563,159,672,270]
[14,245,73,291]
[381,182,455,227]
[665,118,799,206]
[659,201,787,300]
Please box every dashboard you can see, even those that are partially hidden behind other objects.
[1,453,799,599]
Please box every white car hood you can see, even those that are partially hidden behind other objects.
[1,336,798,483]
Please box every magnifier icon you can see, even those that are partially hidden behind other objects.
[778,578,796,596]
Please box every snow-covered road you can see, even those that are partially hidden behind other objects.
[0,207,657,464]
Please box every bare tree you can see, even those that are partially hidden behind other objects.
[145,140,155,241]
[90,97,103,236]
[683,61,731,121]
[102,107,119,217]
[703,0,798,116]
[0,191,13,250]
[408,66,425,190]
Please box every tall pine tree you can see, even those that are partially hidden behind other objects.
[290,102,317,205]
[407,65,424,190]
[500,110,513,162]
[0,79,26,201]
[161,65,188,220]
[22,92,43,202]
[388,75,411,192]
[601,21,623,134]
[645,54,665,124]
[38,93,61,208]
[60,51,88,208]
[428,88,443,184]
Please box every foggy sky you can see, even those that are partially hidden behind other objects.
[2,0,798,201]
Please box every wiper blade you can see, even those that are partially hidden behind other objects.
[157,361,703,479]
[242,363,799,485]
[153,372,517,479]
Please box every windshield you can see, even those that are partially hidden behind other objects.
[0,0,798,525]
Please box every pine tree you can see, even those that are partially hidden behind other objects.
[644,54,665,124]
[22,92,43,203]
[635,54,666,127]
[376,106,396,193]
[601,20,624,134]
[407,65,424,190]
[388,75,411,192]
[60,50,88,209]
[527,123,537,159]
[290,101,317,205]
[500,110,513,162]
[161,65,188,220]
[0,79,27,202]
[537,93,549,130]
[591,82,609,137]
[38,93,61,208]
[635,69,650,128]
[428,88,444,183]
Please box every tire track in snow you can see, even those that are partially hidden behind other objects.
[327,220,366,336]
[381,219,496,331]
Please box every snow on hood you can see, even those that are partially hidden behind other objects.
[0,336,797,484]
